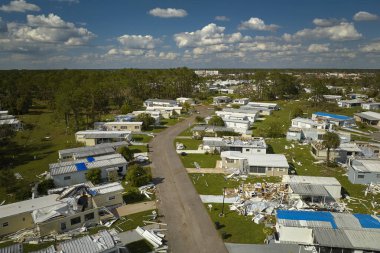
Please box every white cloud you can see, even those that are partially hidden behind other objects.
[173,23,247,48]
[238,17,279,31]
[149,8,187,18]
[158,52,178,60]
[0,13,95,53]
[238,42,301,52]
[313,18,344,27]
[0,0,40,12]
[360,41,380,52]
[215,16,229,21]
[289,22,362,41]
[308,43,329,53]
[117,34,158,49]
[353,11,378,21]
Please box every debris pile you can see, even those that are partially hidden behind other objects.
[138,183,156,199]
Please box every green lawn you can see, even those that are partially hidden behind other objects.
[89,209,157,234]
[129,145,148,154]
[206,203,268,244]
[132,134,153,143]
[190,173,281,195]
[178,126,193,136]
[0,106,79,203]
[175,138,202,150]
[180,153,220,168]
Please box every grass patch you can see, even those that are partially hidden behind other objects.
[178,126,193,136]
[132,134,153,143]
[129,145,148,154]
[206,203,267,244]
[189,173,281,195]
[0,106,78,203]
[175,138,202,150]
[88,209,157,235]
[351,134,372,142]
[180,153,219,168]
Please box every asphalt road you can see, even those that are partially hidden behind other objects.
[149,106,228,253]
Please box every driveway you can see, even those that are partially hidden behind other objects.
[149,106,228,253]
[116,201,156,216]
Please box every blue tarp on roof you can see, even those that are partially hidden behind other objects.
[314,112,352,121]
[86,156,95,162]
[75,162,87,171]
[354,214,380,229]
[277,210,337,229]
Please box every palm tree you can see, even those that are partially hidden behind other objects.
[322,132,340,166]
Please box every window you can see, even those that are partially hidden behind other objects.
[377,174,380,178]
[135,126,140,129]
[84,212,95,221]
[246,149,250,152]
[108,196,116,201]
[357,174,365,179]
[267,168,272,171]
[2,222,8,227]
[225,158,235,163]
[70,217,81,225]
[61,222,66,231]
[249,166,266,174]
[64,176,71,180]
[121,126,127,129]
[257,149,261,152]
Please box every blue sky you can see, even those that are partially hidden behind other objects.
[0,0,379,69]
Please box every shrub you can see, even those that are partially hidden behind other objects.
[126,165,152,187]
[86,168,102,185]
[37,179,55,195]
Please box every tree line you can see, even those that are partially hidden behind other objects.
[0,68,199,130]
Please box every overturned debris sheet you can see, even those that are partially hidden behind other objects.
[135,226,163,248]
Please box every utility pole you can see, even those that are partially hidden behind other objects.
[219,187,226,217]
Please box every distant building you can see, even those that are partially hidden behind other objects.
[222,118,251,134]
[312,112,355,127]
[246,102,279,110]
[361,102,380,111]
[354,111,380,126]
[232,98,250,105]
[322,95,342,102]
[347,93,368,99]
[212,96,232,105]
[202,136,267,154]
[191,125,236,138]
[144,98,178,107]
[0,110,22,130]
[146,106,182,118]
[347,158,380,184]
[194,70,219,76]
[176,97,194,105]
[132,110,161,124]
[218,88,234,94]
[49,154,127,187]
[220,151,289,176]
[216,108,259,124]
[114,114,136,122]
[337,99,363,108]
[101,121,143,132]
[75,130,132,146]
